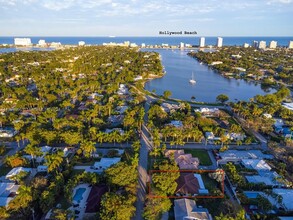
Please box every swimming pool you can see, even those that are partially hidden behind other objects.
[73,188,86,203]
[244,191,260,199]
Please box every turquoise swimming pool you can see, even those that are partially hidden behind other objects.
[244,192,260,199]
[73,188,86,203]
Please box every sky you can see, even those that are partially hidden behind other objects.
[0,0,293,36]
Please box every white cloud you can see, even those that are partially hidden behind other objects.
[267,0,293,4]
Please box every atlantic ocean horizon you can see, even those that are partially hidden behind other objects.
[0,36,292,47]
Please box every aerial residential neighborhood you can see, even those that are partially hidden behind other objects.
[0,40,292,220]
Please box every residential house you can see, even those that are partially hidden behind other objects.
[165,150,199,170]
[5,167,32,180]
[85,185,108,213]
[93,158,121,171]
[218,150,274,164]
[174,198,212,220]
[0,183,20,207]
[175,173,208,196]
[242,159,283,187]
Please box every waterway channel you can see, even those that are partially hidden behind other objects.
[144,49,276,103]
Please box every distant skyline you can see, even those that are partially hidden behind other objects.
[1,0,293,36]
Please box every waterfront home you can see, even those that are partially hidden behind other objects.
[165,150,199,170]
[0,183,20,207]
[93,158,121,171]
[174,198,212,220]
[161,103,180,113]
[210,61,223,66]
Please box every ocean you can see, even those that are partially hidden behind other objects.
[0,36,292,47]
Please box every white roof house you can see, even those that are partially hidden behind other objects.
[93,158,121,171]
[245,172,283,186]
[218,150,273,163]
[174,198,212,220]
[273,189,293,211]
[5,167,32,179]
[0,183,20,207]
[241,159,271,171]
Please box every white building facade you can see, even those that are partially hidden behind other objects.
[14,38,32,46]
[217,37,223,47]
[199,37,205,47]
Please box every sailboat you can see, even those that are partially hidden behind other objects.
[189,72,196,84]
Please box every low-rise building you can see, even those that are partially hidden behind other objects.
[0,183,20,207]
[93,158,121,171]
[5,167,32,180]
[165,150,199,170]
[174,198,212,220]
[218,150,273,164]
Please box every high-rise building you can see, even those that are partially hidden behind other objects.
[289,41,293,49]
[199,37,205,47]
[258,41,266,49]
[14,38,31,46]
[243,43,249,48]
[180,42,185,48]
[217,37,223,47]
[253,41,259,48]
[141,43,146,48]
[269,41,277,49]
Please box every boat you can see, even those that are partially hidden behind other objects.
[189,72,196,84]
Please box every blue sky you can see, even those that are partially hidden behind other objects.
[0,0,293,36]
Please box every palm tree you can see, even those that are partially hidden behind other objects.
[45,151,64,174]
[80,140,96,158]
[24,144,42,168]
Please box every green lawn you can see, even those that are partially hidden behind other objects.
[183,149,212,166]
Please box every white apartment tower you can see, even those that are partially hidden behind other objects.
[289,41,293,49]
[199,37,205,47]
[269,41,277,49]
[14,38,32,46]
[258,41,266,49]
[217,37,223,47]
